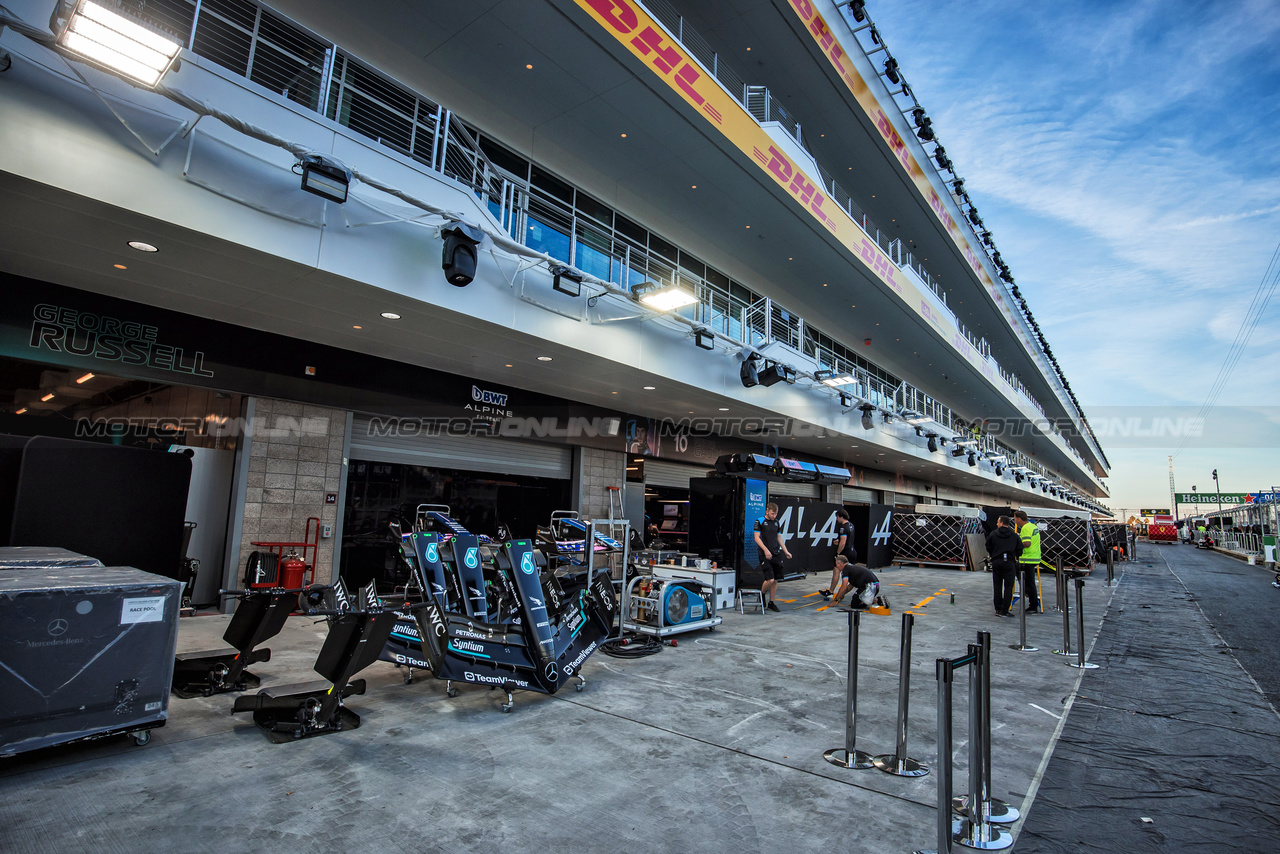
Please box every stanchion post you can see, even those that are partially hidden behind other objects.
[874,613,928,777]
[1106,548,1114,586]
[915,658,956,854]
[1052,555,1065,612]
[824,609,874,769]
[1053,562,1073,657]
[1009,573,1038,653]
[979,631,1018,824]
[1068,577,1099,670]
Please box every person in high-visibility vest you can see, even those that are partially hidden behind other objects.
[1014,510,1041,613]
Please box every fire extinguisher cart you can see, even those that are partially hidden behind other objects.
[245,517,322,591]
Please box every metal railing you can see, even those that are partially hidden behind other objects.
[122,0,1104,491]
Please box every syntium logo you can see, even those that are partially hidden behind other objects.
[425,543,439,563]
[520,552,536,575]
[871,513,893,547]
[464,548,479,569]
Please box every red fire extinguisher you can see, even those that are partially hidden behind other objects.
[278,550,307,590]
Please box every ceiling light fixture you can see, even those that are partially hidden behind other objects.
[76,373,94,383]
[634,282,697,312]
[536,356,553,362]
[57,0,182,88]
[380,312,401,320]
[15,408,27,415]
[41,393,55,402]
[127,241,158,252]
[441,222,485,286]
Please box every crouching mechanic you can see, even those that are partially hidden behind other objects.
[830,555,887,610]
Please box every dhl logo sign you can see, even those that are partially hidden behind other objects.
[575,0,1026,405]
[781,0,992,284]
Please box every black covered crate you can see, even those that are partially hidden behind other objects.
[0,546,103,569]
[0,567,180,756]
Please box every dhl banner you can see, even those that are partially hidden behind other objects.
[780,0,1039,368]
[573,0,1027,413]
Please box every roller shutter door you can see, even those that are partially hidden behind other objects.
[768,481,820,499]
[350,416,571,479]
[842,487,876,504]
[644,459,708,489]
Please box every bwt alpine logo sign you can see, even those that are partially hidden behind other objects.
[472,385,509,406]
[871,512,893,547]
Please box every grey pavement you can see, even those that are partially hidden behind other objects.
[0,562,1163,853]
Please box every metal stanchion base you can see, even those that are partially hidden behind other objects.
[1050,648,1075,656]
[953,817,1013,850]
[872,754,929,777]
[1008,642,1038,652]
[823,747,875,769]
[952,795,1020,824]
[1066,660,1100,669]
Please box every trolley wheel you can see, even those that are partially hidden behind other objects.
[707,625,716,632]
[132,730,151,747]
[501,703,513,713]
[446,687,459,698]
[575,682,585,692]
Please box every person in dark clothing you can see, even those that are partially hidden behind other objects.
[986,515,1022,616]
[753,502,791,612]
[830,555,886,610]
[821,508,858,597]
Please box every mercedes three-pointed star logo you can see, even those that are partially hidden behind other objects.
[48,618,69,636]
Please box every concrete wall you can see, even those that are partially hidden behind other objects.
[237,398,347,585]
[578,446,626,523]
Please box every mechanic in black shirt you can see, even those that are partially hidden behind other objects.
[985,515,1022,616]
[753,502,791,612]
[830,555,886,610]
[821,508,858,598]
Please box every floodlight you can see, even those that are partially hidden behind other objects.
[58,0,182,88]
[740,358,760,388]
[441,222,486,286]
[695,328,715,350]
[967,452,977,467]
[551,265,584,297]
[298,155,351,203]
[927,434,938,453]
[814,369,834,382]
[635,282,698,311]
[883,57,900,84]
[757,361,795,387]
[952,447,966,457]
[822,374,857,387]
[838,391,853,407]
[848,0,867,22]
[860,405,875,430]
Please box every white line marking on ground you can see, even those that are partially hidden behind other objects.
[1028,703,1061,721]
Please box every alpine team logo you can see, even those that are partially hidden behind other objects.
[464,548,479,569]
[871,512,893,546]
[425,543,439,563]
[520,552,536,575]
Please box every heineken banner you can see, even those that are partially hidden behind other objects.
[1175,493,1247,505]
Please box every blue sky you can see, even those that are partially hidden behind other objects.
[866,0,1280,516]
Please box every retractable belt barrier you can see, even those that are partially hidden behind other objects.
[1052,557,1074,658]
[1106,548,1115,586]
[914,632,1016,854]
[873,613,928,777]
[823,608,875,769]
[1066,578,1100,671]
[1009,572,1038,654]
